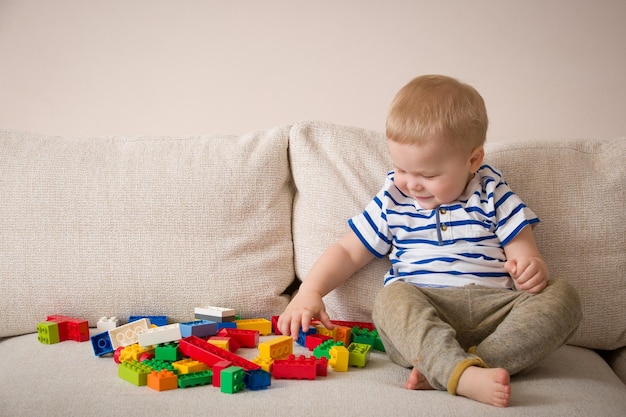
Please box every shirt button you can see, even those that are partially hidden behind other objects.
[441,224,448,231]
[440,208,447,215]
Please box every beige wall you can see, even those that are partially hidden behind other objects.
[1,0,625,141]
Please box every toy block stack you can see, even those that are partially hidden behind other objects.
[37,307,383,395]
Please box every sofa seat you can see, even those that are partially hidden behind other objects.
[1,332,625,417]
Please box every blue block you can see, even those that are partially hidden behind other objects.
[91,331,114,356]
[216,321,237,330]
[179,320,218,338]
[297,327,317,347]
[244,369,271,390]
[129,315,168,326]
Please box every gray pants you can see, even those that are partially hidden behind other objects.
[372,279,582,394]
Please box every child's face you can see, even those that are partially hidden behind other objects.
[387,138,483,210]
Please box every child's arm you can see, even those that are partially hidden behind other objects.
[278,230,375,338]
[503,226,548,294]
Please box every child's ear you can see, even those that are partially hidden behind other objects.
[469,146,485,172]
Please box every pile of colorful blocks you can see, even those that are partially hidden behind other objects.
[36,307,385,394]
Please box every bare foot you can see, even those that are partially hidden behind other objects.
[456,366,511,407]
[404,367,434,390]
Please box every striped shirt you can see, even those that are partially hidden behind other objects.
[348,165,539,289]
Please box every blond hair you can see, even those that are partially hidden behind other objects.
[386,75,488,152]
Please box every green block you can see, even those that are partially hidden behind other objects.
[220,366,245,394]
[348,342,371,368]
[179,370,213,388]
[313,340,344,359]
[37,322,60,344]
[155,342,182,361]
[143,359,177,372]
[118,360,153,386]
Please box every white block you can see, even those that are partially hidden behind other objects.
[137,323,182,347]
[108,318,150,349]
[96,316,120,332]
[194,306,235,318]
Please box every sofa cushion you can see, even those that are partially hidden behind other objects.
[484,138,625,350]
[289,121,625,350]
[289,121,391,322]
[0,128,294,337]
[2,333,626,416]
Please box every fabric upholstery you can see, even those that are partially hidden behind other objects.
[0,128,294,337]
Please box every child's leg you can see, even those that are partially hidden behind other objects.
[372,282,511,406]
[475,279,581,374]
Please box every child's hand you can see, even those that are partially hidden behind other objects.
[505,256,548,294]
[277,289,334,339]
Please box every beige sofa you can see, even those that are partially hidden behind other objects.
[1,121,625,416]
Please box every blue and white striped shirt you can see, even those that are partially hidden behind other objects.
[348,165,539,289]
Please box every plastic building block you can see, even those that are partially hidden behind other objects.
[138,351,155,362]
[373,333,385,352]
[352,327,385,352]
[212,360,233,388]
[118,344,155,363]
[179,320,218,338]
[148,369,178,391]
[155,342,182,361]
[221,366,245,394]
[195,306,236,318]
[195,306,236,323]
[329,345,350,372]
[208,337,232,352]
[305,333,332,351]
[244,369,271,390]
[334,325,352,346]
[297,327,317,347]
[118,360,153,386]
[91,331,114,356]
[313,340,344,359]
[142,358,176,372]
[208,338,229,350]
[272,355,317,380]
[180,336,229,368]
[96,317,120,332]
[315,324,335,339]
[108,318,150,349]
[37,322,60,345]
[252,356,274,373]
[172,358,208,374]
[216,328,259,348]
[129,315,168,326]
[330,320,375,331]
[215,322,237,330]
[113,347,124,364]
[311,319,376,331]
[348,343,371,368]
[47,315,89,342]
[316,357,328,376]
[258,335,293,360]
[137,323,182,347]
[178,370,213,388]
[179,336,260,371]
[271,315,282,335]
[234,318,272,335]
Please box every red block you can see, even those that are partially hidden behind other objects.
[47,315,89,342]
[272,355,317,380]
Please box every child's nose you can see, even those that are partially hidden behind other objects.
[407,178,423,191]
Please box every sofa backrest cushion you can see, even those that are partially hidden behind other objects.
[289,121,625,350]
[0,128,294,337]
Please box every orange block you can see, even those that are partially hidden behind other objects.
[147,370,178,391]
